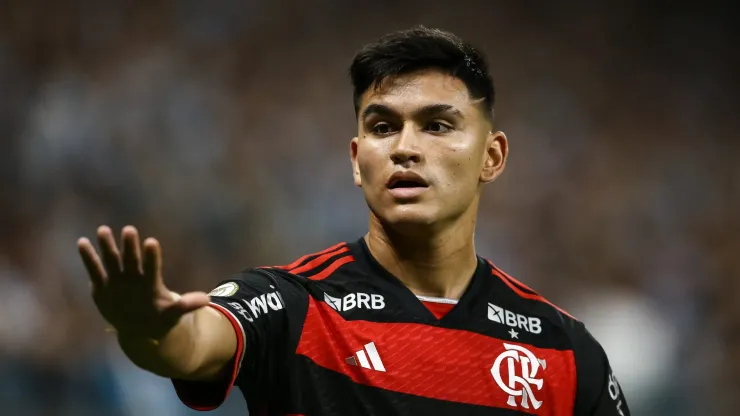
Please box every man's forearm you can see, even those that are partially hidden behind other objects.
[117,306,236,381]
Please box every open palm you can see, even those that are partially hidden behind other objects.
[77,226,211,340]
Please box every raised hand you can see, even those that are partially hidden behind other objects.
[78,226,211,341]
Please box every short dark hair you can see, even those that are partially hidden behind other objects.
[349,26,495,121]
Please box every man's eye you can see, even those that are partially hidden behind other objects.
[371,123,395,135]
[426,122,452,133]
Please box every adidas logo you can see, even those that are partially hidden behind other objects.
[345,342,386,372]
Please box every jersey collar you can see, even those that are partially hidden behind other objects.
[347,237,491,325]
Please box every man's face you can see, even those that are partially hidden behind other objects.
[351,70,507,229]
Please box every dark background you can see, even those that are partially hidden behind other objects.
[0,1,737,415]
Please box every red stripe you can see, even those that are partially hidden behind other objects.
[289,246,350,275]
[297,298,576,415]
[276,242,347,270]
[487,263,577,321]
[172,304,246,411]
[309,255,355,280]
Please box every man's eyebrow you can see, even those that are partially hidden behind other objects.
[361,104,395,121]
[361,103,465,121]
[415,104,464,119]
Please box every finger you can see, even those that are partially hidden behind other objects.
[142,237,162,284]
[121,226,143,275]
[77,237,107,287]
[97,225,122,277]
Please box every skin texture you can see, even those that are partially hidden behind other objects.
[351,69,508,299]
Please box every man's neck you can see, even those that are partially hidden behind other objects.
[365,215,478,300]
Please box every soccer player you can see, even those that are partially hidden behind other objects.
[77,27,631,415]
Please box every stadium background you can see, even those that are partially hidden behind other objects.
[0,1,736,415]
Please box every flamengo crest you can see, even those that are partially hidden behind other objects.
[491,343,547,410]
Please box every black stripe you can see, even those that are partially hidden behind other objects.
[280,243,348,271]
[293,253,353,279]
[271,355,530,416]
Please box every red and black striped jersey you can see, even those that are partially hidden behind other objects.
[172,238,630,416]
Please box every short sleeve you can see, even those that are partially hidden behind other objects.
[172,268,309,411]
[572,323,631,416]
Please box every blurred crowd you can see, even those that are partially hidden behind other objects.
[0,1,736,415]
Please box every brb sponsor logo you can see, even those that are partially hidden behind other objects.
[491,343,547,410]
[324,292,385,312]
[488,303,542,334]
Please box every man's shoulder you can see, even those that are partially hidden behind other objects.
[482,259,587,339]
[263,241,359,281]
[232,241,360,284]
[208,240,369,305]
[483,259,609,363]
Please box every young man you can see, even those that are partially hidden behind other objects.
[78,27,630,415]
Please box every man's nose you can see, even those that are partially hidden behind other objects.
[390,124,422,165]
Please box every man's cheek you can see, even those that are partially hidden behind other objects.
[358,159,382,187]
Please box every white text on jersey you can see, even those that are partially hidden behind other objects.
[488,303,542,334]
[325,292,385,312]
[227,291,283,322]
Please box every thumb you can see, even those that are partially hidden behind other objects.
[174,291,211,312]
[159,291,211,328]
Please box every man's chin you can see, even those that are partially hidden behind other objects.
[374,206,439,229]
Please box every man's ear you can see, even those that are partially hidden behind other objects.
[350,137,362,187]
[480,131,508,183]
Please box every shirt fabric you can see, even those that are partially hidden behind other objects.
[172,238,631,416]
